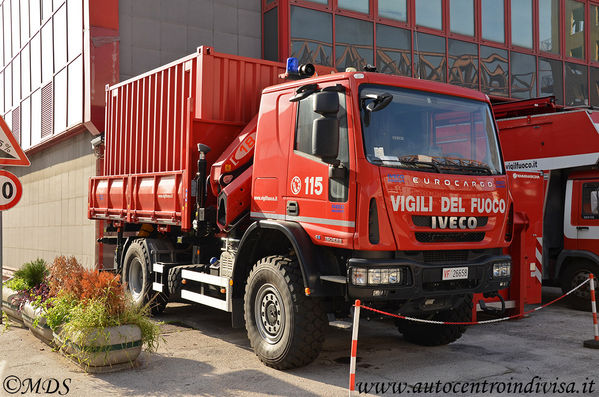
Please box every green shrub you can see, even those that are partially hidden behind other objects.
[42,295,79,330]
[8,259,48,292]
[4,277,28,292]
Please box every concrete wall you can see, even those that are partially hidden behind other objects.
[3,131,97,270]
[119,0,262,81]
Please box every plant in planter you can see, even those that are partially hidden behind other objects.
[2,259,49,325]
[43,256,161,372]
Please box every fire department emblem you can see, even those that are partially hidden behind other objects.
[290,176,302,195]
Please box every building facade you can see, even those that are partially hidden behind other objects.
[263,0,599,106]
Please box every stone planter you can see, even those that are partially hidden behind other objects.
[2,282,24,324]
[22,301,53,345]
[54,324,142,372]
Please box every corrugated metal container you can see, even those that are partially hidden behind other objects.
[89,47,286,230]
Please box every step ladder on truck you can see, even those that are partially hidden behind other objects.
[89,47,515,369]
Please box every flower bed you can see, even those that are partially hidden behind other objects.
[3,256,161,372]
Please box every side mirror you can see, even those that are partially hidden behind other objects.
[311,91,339,163]
[591,190,598,215]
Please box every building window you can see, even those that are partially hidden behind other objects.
[11,0,20,54]
[450,0,474,37]
[31,88,41,145]
[54,5,67,71]
[67,0,82,61]
[565,62,588,105]
[67,55,83,127]
[31,33,41,88]
[511,0,532,48]
[511,52,536,99]
[376,24,411,76]
[338,0,369,14]
[590,67,599,106]
[378,0,406,22]
[290,6,332,66]
[264,7,278,62]
[539,57,563,104]
[20,96,30,149]
[414,32,446,82]
[30,0,40,32]
[480,45,508,96]
[4,64,11,110]
[54,67,67,132]
[481,0,504,43]
[415,0,442,30]
[41,21,53,83]
[539,0,560,54]
[42,0,52,21]
[448,39,478,90]
[335,15,373,71]
[20,0,29,47]
[566,0,585,59]
[13,54,20,103]
[0,71,3,113]
[4,3,12,61]
[21,44,30,96]
[592,5,599,62]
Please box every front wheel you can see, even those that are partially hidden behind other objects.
[397,295,473,346]
[244,255,326,369]
[561,261,599,311]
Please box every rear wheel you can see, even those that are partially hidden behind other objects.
[122,239,167,314]
[560,261,599,311]
[397,295,473,346]
[244,255,326,369]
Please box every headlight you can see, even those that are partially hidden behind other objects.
[493,263,511,278]
[368,269,382,284]
[351,267,403,285]
[351,268,367,285]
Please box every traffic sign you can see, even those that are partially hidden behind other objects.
[0,170,23,211]
[0,116,30,166]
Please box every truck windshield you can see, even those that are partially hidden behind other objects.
[360,85,503,175]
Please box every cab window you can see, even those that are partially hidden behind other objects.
[295,92,349,167]
[581,182,599,220]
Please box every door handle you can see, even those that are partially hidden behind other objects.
[576,226,589,231]
[286,201,299,216]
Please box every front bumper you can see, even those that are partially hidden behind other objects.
[346,255,511,301]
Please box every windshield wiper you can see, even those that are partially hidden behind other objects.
[397,159,441,173]
[436,158,493,175]
[373,156,443,173]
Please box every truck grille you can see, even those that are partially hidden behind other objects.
[415,232,485,243]
[423,250,469,263]
[412,215,488,227]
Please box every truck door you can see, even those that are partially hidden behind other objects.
[576,180,599,252]
[286,88,355,248]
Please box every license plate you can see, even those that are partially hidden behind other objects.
[442,267,468,281]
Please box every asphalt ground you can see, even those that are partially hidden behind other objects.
[0,287,598,397]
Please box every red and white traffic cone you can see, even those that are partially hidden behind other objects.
[349,299,361,396]
[584,273,599,349]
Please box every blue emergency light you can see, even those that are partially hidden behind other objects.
[286,57,299,75]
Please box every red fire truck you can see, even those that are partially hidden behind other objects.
[88,47,513,369]
[494,97,599,309]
